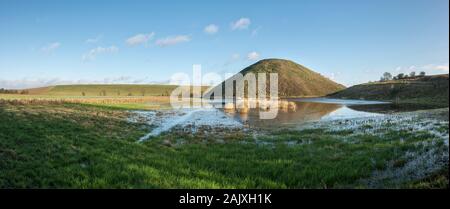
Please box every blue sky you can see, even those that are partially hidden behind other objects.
[0,0,448,88]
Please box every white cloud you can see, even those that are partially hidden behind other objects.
[82,46,118,61]
[85,35,102,44]
[231,18,251,30]
[394,63,449,75]
[155,35,190,47]
[224,53,241,66]
[204,24,219,35]
[231,53,240,60]
[41,42,61,53]
[247,51,260,61]
[0,76,169,89]
[126,32,155,46]
[423,64,449,72]
[251,26,262,37]
[0,78,67,89]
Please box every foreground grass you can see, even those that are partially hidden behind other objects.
[0,103,447,188]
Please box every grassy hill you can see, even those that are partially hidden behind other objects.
[208,59,345,98]
[329,74,449,107]
[26,84,178,97]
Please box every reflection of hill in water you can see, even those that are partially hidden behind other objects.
[223,101,341,129]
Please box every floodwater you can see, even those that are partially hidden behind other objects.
[220,98,389,129]
[136,98,412,140]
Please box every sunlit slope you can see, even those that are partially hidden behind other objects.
[27,84,184,97]
[329,74,449,107]
[208,59,345,98]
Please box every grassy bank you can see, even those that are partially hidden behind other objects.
[0,94,172,110]
[0,102,447,188]
[329,74,449,108]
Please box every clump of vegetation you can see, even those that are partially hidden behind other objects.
[380,71,426,82]
[0,88,28,94]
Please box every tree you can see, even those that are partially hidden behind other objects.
[396,73,405,79]
[419,71,426,76]
[381,72,392,81]
[409,71,416,77]
[0,88,19,94]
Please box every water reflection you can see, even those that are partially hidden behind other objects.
[217,98,397,129]
[221,101,342,129]
[170,98,425,130]
[139,98,427,136]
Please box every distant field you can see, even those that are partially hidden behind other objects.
[0,84,211,110]
[27,84,180,97]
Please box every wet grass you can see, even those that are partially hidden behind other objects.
[0,103,448,188]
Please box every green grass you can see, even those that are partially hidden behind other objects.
[0,103,447,188]
[34,84,178,97]
[25,84,210,97]
[0,92,173,111]
[330,74,449,108]
[83,102,172,111]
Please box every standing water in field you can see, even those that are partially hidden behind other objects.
[135,98,410,140]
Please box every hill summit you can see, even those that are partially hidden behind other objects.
[209,59,345,98]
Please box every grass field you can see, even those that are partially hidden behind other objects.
[26,84,211,97]
[0,94,172,110]
[0,84,212,110]
[27,84,178,97]
[0,83,448,188]
[0,102,447,188]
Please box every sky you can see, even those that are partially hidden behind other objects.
[0,0,449,89]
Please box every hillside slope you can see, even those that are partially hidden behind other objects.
[208,59,345,98]
[26,84,180,97]
[329,74,449,107]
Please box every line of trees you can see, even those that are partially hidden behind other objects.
[380,71,426,82]
[0,88,29,94]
